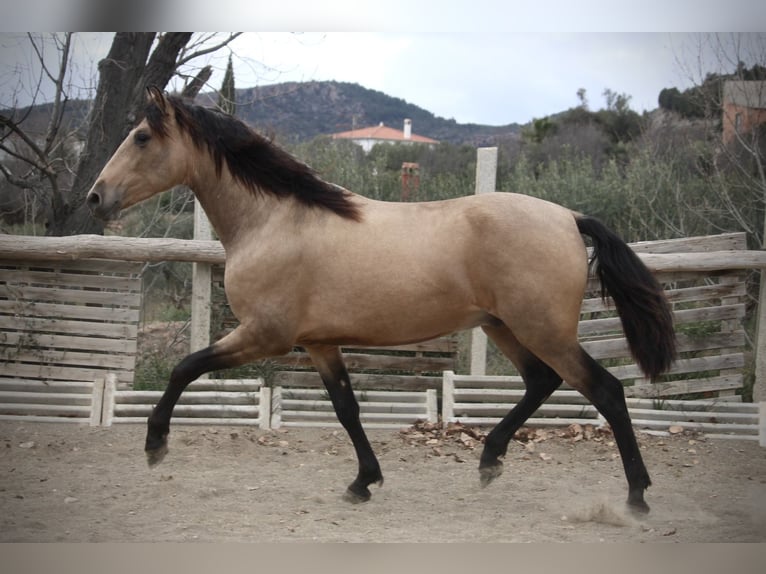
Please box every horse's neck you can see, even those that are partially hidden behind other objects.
[190,172,288,249]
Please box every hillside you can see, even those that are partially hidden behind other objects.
[5,80,521,147]
[198,80,522,146]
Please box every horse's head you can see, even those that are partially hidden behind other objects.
[86,86,189,221]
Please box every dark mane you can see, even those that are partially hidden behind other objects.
[145,94,362,221]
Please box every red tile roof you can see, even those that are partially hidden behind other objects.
[331,123,438,144]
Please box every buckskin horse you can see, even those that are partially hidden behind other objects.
[86,87,676,514]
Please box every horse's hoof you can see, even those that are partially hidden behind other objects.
[342,473,383,503]
[479,461,503,487]
[343,485,371,504]
[145,442,168,468]
[627,498,651,515]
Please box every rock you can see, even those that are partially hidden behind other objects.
[64,497,79,504]
[668,425,684,435]
[458,432,475,448]
[18,441,35,449]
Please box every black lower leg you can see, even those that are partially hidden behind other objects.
[324,376,383,502]
[307,345,383,503]
[582,353,651,514]
[145,345,234,466]
[479,356,562,486]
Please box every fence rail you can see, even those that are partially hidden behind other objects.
[92,375,438,431]
[2,234,766,271]
[102,376,270,428]
[271,387,438,429]
[442,371,765,443]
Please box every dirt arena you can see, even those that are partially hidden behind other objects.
[1,420,764,542]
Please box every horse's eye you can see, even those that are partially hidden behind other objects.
[134,131,151,147]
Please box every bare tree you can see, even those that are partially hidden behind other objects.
[55,32,188,236]
[672,33,766,246]
[0,32,241,236]
[675,34,766,402]
[0,33,76,232]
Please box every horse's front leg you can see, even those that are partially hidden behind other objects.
[145,325,283,466]
[306,344,383,503]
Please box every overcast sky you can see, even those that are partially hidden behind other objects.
[1,2,765,126]
[218,32,757,125]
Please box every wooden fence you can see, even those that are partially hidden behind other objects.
[102,376,271,428]
[1,232,765,443]
[0,258,142,424]
[271,387,438,429]
[442,372,763,441]
[91,374,437,430]
[584,232,749,399]
[269,340,456,391]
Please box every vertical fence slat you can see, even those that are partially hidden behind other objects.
[270,387,282,429]
[442,370,455,422]
[755,270,766,403]
[90,376,105,427]
[101,373,117,427]
[260,386,271,430]
[426,389,438,424]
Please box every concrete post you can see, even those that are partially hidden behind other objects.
[754,272,766,402]
[469,147,498,376]
[191,198,212,357]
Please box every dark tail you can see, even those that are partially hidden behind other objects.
[576,215,677,381]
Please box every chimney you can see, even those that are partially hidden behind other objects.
[403,118,412,140]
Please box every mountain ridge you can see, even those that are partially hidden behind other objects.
[4,80,523,147]
[198,80,522,146]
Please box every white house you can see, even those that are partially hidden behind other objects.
[331,119,438,153]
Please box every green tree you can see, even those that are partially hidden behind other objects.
[218,54,236,116]
[596,89,643,146]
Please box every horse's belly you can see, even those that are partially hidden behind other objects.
[295,296,491,347]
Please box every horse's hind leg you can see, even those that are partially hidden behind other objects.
[538,343,652,514]
[478,324,563,486]
[306,344,383,503]
[574,351,652,513]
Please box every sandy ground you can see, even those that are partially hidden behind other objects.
[1,420,765,543]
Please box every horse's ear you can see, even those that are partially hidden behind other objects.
[146,86,167,111]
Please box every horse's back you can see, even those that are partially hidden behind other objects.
[414,192,587,275]
[302,192,587,343]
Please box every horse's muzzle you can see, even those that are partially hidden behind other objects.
[86,181,121,221]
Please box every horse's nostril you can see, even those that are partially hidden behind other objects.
[86,191,101,208]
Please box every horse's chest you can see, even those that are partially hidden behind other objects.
[222,258,301,324]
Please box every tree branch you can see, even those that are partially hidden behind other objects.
[0,162,38,190]
[176,33,241,67]
[44,32,73,155]
[180,65,213,99]
[0,113,55,178]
